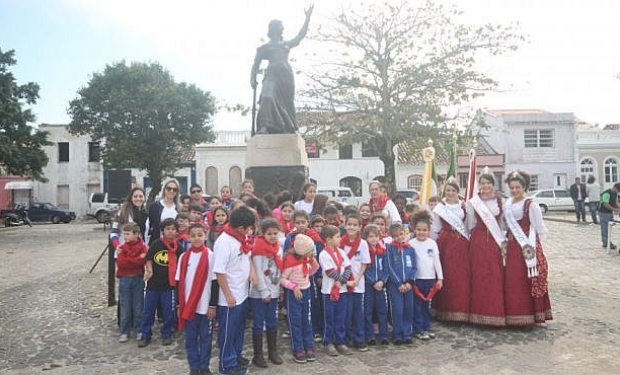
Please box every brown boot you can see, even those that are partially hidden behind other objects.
[252,334,268,368]
[266,330,283,365]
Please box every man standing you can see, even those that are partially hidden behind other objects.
[569,177,587,223]
[599,182,620,251]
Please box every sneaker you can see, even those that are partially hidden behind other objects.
[313,334,323,343]
[118,334,129,343]
[336,344,353,355]
[137,338,151,348]
[380,339,390,345]
[393,340,403,346]
[354,342,369,352]
[219,367,247,375]
[293,351,307,364]
[324,344,338,357]
[162,337,173,346]
[425,331,436,339]
[189,370,200,375]
[404,339,413,345]
[305,349,316,362]
[237,356,250,367]
[415,332,431,341]
[136,333,142,341]
[281,330,290,339]
[367,339,377,346]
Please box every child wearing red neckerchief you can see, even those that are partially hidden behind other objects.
[175,223,218,375]
[371,213,392,245]
[213,206,258,375]
[116,222,148,343]
[175,212,191,252]
[207,206,228,249]
[340,213,371,352]
[319,225,353,357]
[278,202,295,237]
[362,224,389,346]
[281,233,319,364]
[138,218,180,348]
[358,203,372,231]
[249,219,284,368]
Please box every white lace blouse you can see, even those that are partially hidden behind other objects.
[431,201,465,240]
[503,198,547,239]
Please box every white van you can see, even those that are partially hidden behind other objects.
[317,186,360,207]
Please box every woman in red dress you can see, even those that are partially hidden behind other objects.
[431,181,470,322]
[503,171,552,326]
[467,173,507,326]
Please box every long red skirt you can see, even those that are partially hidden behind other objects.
[505,239,553,326]
[469,227,506,326]
[433,230,470,322]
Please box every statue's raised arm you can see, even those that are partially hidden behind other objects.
[286,5,314,48]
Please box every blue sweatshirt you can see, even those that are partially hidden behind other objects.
[385,242,417,286]
[365,251,388,286]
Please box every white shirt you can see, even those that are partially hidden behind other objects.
[503,198,548,240]
[466,196,502,231]
[249,247,283,299]
[144,200,178,244]
[383,200,401,225]
[341,238,371,293]
[294,200,314,215]
[319,248,351,295]
[431,201,465,240]
[409,238,443,280]
[213,232,251,306]
[175,250,215,315]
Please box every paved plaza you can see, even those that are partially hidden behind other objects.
[1,215,620,374]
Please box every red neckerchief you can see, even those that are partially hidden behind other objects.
[391,241,409,253]
[414,282,441,302]
[252,236,283,270]
[176,231,189,243]
[223,224,252,254]
[369,194,389,213]
[279,217,295,236]
[204,211,213,227]
[213,224,225,236]
[329,219,342,227]
[368,242,386,262]
[161,236,178,287]
[283,252,312,277]
[400,211,409,223]
[302,228,324,247]
[177,244,208,331]
[325,246,344,301]
[340,233,362,259]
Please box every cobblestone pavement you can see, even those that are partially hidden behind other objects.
[1,217,620,375]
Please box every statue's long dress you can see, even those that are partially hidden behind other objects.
[431,202,471,322]
[504,198,553,326]
[467,195,506,326]
[256,43,297,134]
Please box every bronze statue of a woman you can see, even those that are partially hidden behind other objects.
[250,5,313,135]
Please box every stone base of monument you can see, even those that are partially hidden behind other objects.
[245,134,309,198]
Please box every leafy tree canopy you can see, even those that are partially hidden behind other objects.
[0,48,51,181]
[301,0,522,193]
[68,61,216,199]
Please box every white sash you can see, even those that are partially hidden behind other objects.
[433,203,469,240]
[504,198,538,278]
[470,195,506,250]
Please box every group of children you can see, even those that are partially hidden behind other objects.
[114,182,444,375]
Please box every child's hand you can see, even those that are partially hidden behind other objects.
[398,284,407,293]
[346,280,356,287]
[226,295,236,308]
[436,280,443,290]
[249,271,258,286]
[374,281,384,291]
[207,307,216,320]
[140,253,146,258]
[115,246,123,254]
[143,269,153,282]
[334,281,341,289]
[294,287,302,301]
[263,296,271,304]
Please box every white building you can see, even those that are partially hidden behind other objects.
[577,127,620,189]
[477,109,577,190]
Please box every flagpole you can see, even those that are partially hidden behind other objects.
[420,139,436,206]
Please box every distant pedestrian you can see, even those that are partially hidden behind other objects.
[599,183,620,250]
[586,176,601,224]
[569,177,587,223]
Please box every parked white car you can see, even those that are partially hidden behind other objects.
[396,189,420,205]
[88,193,121,223]
[527,189,574,213]
[317,186,360,207]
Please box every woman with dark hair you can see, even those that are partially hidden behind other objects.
[466,171,507,326]
[310,194,330,219]
[586,175,600,224]
[110,187,147,249]
[246,198,272,220]
[250,6,313,134]
[294,183,316,215]
[503,171,552,326]
[431,181,470,323]
[145,179,180,245]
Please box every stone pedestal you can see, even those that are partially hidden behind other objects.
[245,134,309,198]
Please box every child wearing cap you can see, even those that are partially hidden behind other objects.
[280,234,320,364]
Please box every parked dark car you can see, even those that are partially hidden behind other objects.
[2,203,76,224]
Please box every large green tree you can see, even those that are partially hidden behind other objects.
[302,0,522,193]
[0,48,51,181]
[68,61,216,201]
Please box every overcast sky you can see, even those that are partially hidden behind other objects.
[2,0,619,129]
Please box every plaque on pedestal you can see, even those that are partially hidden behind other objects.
[245,134,309,198]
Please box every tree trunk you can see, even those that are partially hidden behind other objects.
[379,152,397,197]
[147,173,163,205]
